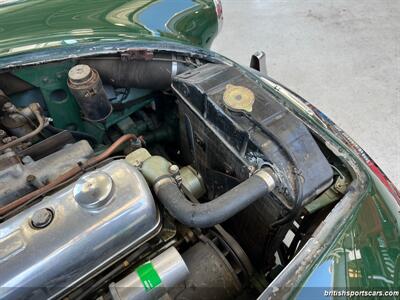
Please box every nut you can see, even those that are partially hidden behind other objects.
[168,164,180,175]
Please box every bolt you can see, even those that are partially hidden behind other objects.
[2,102,15,112]
[168,164,180,175]
[130,138,142,148]
[16,142,31,151]
[247,165,256,174]
[31,208,54,229]
[26,174,45,188]
[2,136,15,144]
[22,156,34,164]
[26,174,36,183]
[131,159,142,167]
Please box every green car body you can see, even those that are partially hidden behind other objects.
[0,1,398,299]
[257,77,400,299]
[0,0,219,56]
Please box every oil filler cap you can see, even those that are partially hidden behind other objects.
[223,84,255,113]
[73,171,114,209]
[31,208,54,229]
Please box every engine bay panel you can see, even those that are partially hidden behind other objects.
[0,52,350,300]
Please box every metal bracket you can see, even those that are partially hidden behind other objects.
[250,51,267,75]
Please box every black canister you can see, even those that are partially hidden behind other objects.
[68,64,112,122]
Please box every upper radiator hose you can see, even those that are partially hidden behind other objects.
[126,149,276,228]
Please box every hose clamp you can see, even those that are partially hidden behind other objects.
[171,53,178,78]
[171,61,178,77]
[254,168,276,191]
[153,176,176,194]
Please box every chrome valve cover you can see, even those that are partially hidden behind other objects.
[0,160,160,299]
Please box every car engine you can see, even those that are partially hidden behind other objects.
[0,50,351,299]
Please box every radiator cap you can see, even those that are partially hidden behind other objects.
[223,84,255,113]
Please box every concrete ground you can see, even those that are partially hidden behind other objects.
[212,0,400,188]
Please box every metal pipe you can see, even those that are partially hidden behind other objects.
[0,134,137,217]
[0,103,46,152]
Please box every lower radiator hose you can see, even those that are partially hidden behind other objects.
[154,170,276,228]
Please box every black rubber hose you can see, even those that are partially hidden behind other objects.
[155,173,274,228]
[243,114,304,228]
[81,58,191,90]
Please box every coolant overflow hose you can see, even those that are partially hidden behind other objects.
[153,169,276,228]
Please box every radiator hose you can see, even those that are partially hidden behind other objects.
[81,55,191,90]
[154,170,276,228]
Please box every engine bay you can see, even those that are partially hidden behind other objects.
[0,50,352,299]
